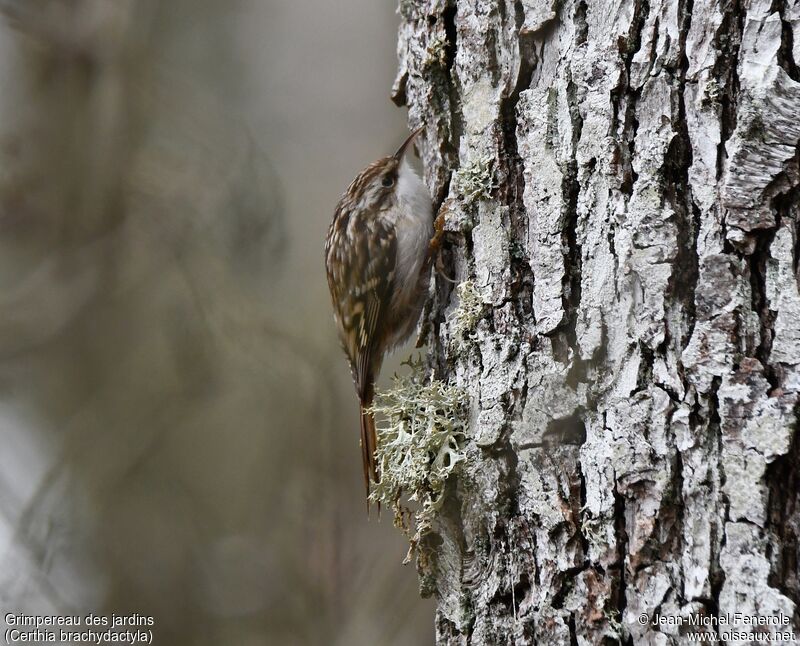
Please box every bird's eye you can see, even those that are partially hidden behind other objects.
[381,175,394,188]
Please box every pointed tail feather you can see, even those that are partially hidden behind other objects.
[359,402,379,501]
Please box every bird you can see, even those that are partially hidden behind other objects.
[324,127,435,500]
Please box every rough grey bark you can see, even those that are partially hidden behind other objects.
[394,0,800,642]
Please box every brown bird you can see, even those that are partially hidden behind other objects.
[324,128,434,499]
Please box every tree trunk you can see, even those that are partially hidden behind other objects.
[393,0,800,642]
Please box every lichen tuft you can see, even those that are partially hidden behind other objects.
[368,359,468,556]
[450,280,484,349]
[451,154,497,205]
[424,34,449,69]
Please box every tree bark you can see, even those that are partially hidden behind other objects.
[394,0,800,642]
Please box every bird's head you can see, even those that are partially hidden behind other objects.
[343,128,423,214]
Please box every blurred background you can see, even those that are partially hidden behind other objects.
[0,1,434,644]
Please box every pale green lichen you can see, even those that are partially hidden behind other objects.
[450,280,484,349]
[703,78,720,105]
[369,360,468,556]
[605,608,624,640]
[424,34,449,69]
[580,509,605,544]
[451,154,497,205]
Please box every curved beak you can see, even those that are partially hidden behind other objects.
[394,126,424,160]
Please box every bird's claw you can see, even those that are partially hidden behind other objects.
[428,210,446,256]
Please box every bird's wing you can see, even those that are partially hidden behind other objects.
[326,213,396,493]
[325,212,397,400]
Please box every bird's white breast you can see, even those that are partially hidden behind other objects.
[383,157,433,349]
[393,158,432,291]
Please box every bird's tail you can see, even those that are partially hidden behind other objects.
[359,399,379,501]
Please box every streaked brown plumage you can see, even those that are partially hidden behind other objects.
[324,129,433,500]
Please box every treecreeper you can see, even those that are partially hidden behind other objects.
[324,128,443,502]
